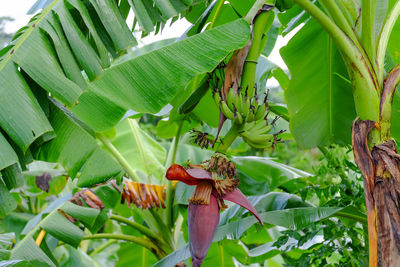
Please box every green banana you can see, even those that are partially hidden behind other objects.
[233,104,243,125]
[240,97,249,118]
[242,133,274,143]
[244,120,271,134]
[244,138,273,149]
[246,107,255,122]
[249,124,272,136]
[254,103,267,121]
[226,89,236,110]
[234,93,242,113]
[213,90,222,105]
[220,100,235,120]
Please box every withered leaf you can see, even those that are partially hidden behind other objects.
[35,172,52,192]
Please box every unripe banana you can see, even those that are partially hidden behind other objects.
[243,133,274,143]
[244,138,273,149]
[233,105,243,125]
[220,100,235,120]
[252,99,259,114]
[213,90,222,105]
[226,89,235,110]
[234,93,242,112]
[254,103,267,121]
[241,97,251,118]
[246,107,255,122]
[244,121,272,135]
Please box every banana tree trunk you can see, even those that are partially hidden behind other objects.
[352,120,400,266]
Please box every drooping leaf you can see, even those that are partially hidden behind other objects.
[34,100,122,187]
[11,28,83,106]
[53,1,104,80]
[87,0,137,51]
[280,19,356,148]
[0,63,53,153]
[60,201,100,228]
[1,0,204,176]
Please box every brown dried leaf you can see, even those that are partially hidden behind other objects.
[222,42,252,99]
[35,172,52,192]
[82,189,104,209]
[352,119,376,195]
[58,209,77,223]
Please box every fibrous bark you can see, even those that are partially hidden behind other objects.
[352,119,400,266]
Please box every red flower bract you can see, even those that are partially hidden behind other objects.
[166,163,263,266]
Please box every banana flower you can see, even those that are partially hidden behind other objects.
[166,159,263,267]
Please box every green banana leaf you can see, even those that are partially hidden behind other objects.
[0,0,198,154]
[73,19,251,132]
[280,19,356,148]
[10,183,119,266]
[10,202,100,265]
[0,2,250,192]
[33,100,122,187]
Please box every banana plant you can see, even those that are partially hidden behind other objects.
[0,0,390,266]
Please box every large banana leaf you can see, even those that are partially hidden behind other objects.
[72,19,251,132]
[0,0,204,161]
[280,19,356,148]
[33,100,123,187]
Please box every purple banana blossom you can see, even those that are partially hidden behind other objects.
[166,164,263,267]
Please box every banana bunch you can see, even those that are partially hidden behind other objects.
[212,86,268,125]
[239,119,275,149]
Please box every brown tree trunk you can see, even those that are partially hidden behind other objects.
[352,120,400,266]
